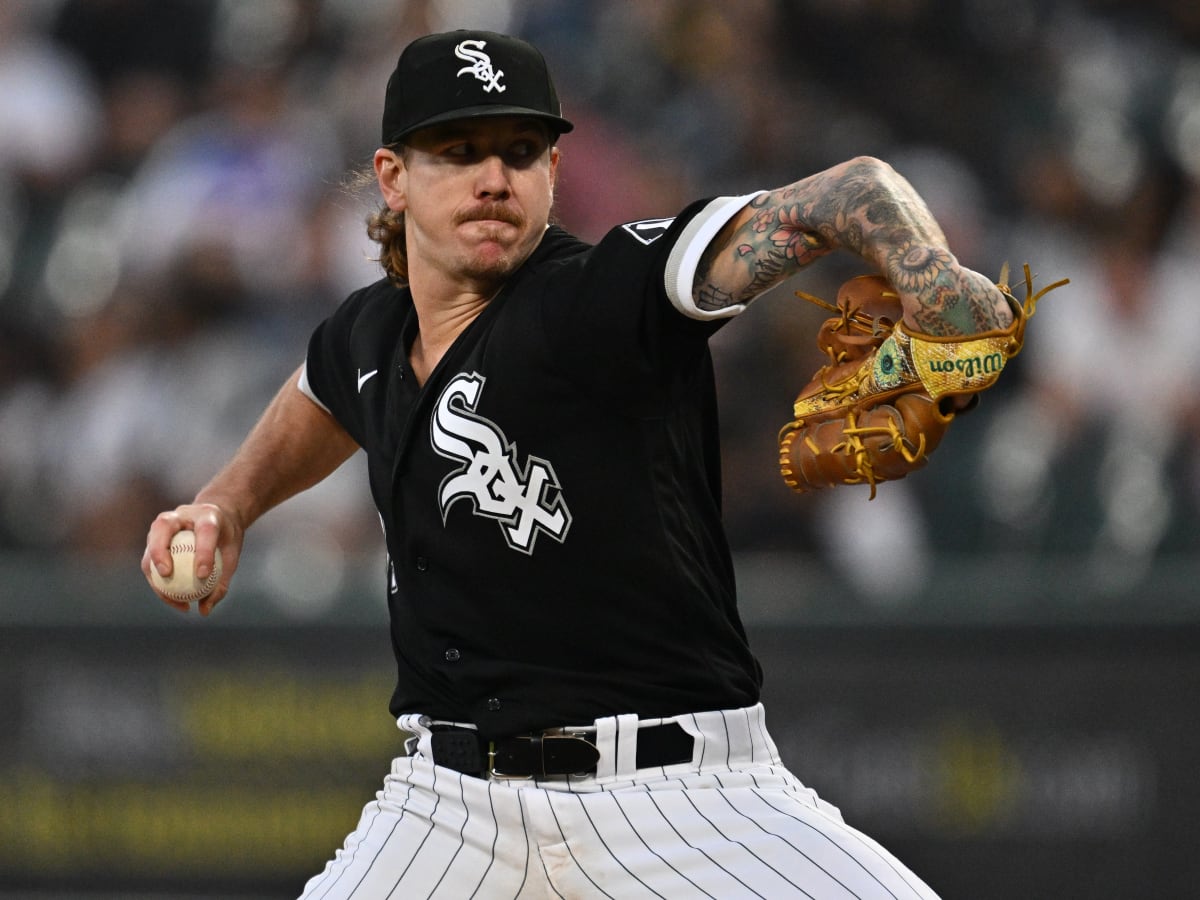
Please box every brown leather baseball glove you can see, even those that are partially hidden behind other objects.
[778,264,1067,498]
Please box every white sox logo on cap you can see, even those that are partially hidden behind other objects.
[381,30,573,143]
[455,39,506,93]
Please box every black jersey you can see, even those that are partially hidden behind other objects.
[302,196,764,736]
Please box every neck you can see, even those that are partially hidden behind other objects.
[407,283,498,386]
[403,223,550,383]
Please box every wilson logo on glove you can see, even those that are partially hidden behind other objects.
[925,354,1005,378]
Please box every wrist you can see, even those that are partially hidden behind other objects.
[900,267,1012,337]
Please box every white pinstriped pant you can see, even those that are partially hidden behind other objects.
[297,704,940,899]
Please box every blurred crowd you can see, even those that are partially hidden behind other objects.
[1,0,1198,610]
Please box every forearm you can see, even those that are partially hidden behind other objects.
[194,367,359,530]
[695,156,1009,335]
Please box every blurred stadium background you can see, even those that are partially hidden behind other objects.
[1,0,1198,897]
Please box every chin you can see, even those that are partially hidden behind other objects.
[461,251,519,284]
[466,235,536,279]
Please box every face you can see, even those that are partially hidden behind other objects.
[375,117,559,291]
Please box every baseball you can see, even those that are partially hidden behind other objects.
[151,530,222,603]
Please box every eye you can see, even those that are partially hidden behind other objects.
[445,142,475,159]
[504,139,545,167]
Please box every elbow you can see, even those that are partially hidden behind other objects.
[843,155,897,180]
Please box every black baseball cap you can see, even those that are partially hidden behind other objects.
[381,30,574,145]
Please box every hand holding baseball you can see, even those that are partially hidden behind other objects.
[150,531,222,603]
[143,502,242,616]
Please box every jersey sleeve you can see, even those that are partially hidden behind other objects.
[303,314,365,448]
[300,281,398,448]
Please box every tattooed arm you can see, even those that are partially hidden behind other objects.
[694,156,1010,336]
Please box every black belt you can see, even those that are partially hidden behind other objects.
[428,721,695,778]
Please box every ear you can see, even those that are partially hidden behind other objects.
[374,148,406,211]
[545,145,561,206]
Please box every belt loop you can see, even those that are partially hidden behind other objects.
[399,714,435,760]
[593,716,619,779]
[614,713,639,776]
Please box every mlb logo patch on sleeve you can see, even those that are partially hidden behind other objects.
[621,218,675,245]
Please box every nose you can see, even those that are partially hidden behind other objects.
[475,154,511,199]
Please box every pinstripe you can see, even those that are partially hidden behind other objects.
[572,791,668,898]
[356,780,424,898]
[720,710,733,768]
[739,707,758,764]
[465,779,504,898]
[377,821,434,898]
[608,791,719,898]
[310,777,419,900]
[709,783,864,899]
[739,768,768,791]
[645,785,768,899]
[678,785,818,899]
[530,789,577,899]
[380,769,441,899]
[424,771,471,898]
[540,855,569,900]
[345,777,415,897]
[690,713,707,769]
[541,790,616,898]
[751,705,774,764]
[508,779,539,898]
[301,801,383,900]
[751,787,928,899]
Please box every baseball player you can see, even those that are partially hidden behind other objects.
[143,29,1013,899]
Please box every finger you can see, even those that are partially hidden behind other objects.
[195,558,231,617]
[190,504,224,578]
[144,510,186,578]
[197,581,229,617]
[143,544,194,614]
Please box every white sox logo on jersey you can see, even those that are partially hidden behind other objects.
[455,40,506,93]
[431,372,571,553]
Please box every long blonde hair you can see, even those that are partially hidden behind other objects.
[367,204,408,286]
[346,147,409,286]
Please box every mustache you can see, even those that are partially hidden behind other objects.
[454,203,524,228]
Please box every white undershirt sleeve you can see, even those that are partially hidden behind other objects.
[663,191,766,321]
[296,362,331,414]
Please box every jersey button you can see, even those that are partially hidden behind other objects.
[415,556,429,572]
[444,648,461,662]
[486,698,502,711]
